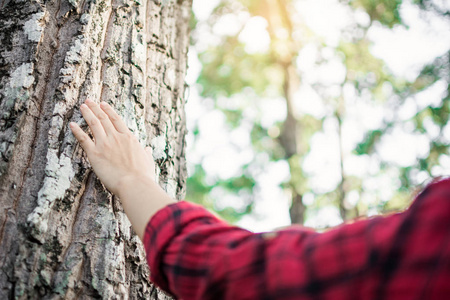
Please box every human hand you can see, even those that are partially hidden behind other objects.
[70,99,156,195]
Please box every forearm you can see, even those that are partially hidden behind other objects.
[117,176,175,240]
[143,200,407,300]
[143,201,318,300]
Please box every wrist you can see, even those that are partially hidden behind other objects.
[116,175,155,198]
[115,174,176,239]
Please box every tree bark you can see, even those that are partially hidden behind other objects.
[0,0,191,298]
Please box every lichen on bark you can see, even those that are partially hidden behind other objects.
[23,12,46,42]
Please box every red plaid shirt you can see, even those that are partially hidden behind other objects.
[143,179,450,300]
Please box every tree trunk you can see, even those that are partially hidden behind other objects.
[260,0,306,224]
[0,0,191,298]
[280,64,305,225]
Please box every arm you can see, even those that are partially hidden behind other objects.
[143,200,391,300]
[70,99,175,239]
[71,99,450,300]
[142,200,320,299]
[144,192,449,300]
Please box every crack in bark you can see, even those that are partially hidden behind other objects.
[99,0,115,103]
[11,3,66,213]
[58,171,91,267]
[0,208,9,248]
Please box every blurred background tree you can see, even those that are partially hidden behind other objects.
[185,0,450,230]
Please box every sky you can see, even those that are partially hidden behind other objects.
[186,0,450,232]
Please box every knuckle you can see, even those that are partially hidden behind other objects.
[97,112,108,120]
[108,114,118,122]
[88,118,98,126]
[78,134,88,143]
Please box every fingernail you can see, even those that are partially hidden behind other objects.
[69,122,76,128]
[81,104,87,109]
[85,99,92,103]
[100,101,107,106]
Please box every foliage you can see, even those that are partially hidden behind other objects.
[187,0,450,228]
[346,0,403,27]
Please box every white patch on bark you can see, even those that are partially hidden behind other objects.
[4,63,34,111]
[59,36,87,85]
[164,68,176,88]
[131,34,146,69]
[40,269,52,286]
[130,25,146,107]
[151,135,167,160]
[65,37,86,64]
[80,13,91,25]
[121,101,148,144]
[167,145,174,158]
[23,12,45,42]
[117,211,132,240]
[27,151,75,241]
[68,0,79,8]
[60,65,76,84]
[9,63,34,89]
[161,0,174,6]
[161,179,177,199]
[131,28,147,68]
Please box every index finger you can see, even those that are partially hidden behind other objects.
[99,102,129,134]
[80,103,106,141]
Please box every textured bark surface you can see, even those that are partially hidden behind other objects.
[0,0,191,298]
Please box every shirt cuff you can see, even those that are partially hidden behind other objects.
[142,200,226,294]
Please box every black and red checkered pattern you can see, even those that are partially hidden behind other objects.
[143,178,450,300]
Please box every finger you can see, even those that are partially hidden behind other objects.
[99,101,129,134]
[80,103,106,141]
[70,122,95,153]
[85,99,117,136]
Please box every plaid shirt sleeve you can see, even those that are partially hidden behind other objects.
[143,178,450,300]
